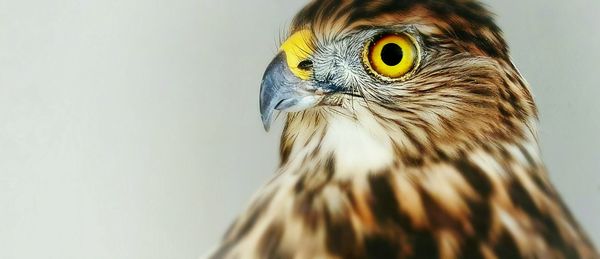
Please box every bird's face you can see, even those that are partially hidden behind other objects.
[260,0,536,162]
[260,25,423,128]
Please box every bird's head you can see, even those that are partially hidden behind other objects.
[260,0,537,168]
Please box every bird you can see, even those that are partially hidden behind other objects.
[208,0,599,258]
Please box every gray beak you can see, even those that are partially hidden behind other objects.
[259,52,320,131]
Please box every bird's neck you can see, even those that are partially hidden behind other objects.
[279,107,396,179]
[279,107,543,180]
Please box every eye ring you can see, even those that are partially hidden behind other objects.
[362,32,421,82]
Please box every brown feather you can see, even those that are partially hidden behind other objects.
[209,1,598,258]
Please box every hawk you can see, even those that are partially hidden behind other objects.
[209,0,598,258]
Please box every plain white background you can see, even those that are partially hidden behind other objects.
[0,0,598,258]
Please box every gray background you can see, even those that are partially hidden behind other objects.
[0,0,598,258]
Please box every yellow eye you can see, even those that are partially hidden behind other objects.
[363,33,420,80]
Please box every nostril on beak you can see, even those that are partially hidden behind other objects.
[297,59,313,70]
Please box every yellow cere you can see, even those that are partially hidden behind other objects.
[280,29,314,80]
[365,33,418,80]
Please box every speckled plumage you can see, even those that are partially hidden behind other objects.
[209,1,598,258]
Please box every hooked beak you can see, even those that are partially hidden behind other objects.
[259,52,330,131]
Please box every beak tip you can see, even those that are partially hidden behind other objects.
[262,121,271,132]
[261,112,273,132]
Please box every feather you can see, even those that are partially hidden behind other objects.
[209,1,598,258]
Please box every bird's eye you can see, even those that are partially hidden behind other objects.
[363,33,420,81]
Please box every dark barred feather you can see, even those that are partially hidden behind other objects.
[209,0,598,258]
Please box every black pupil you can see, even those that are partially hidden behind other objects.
[380,43,403,66]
